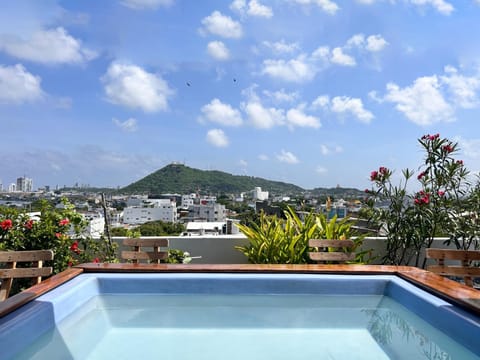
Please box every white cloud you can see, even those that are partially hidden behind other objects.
[230,0,273,17]
[456,136,480,159]
[277,150,299,164]
[0,64,44,104]
[0,27,97,64]
[200,98,243,126]
[258,154,269,161]
[263,88,299,103]
[316,166,328,174]
[312,95,373,123]
[346,33,388,52]
[320,144,343,155]
[346,34,365,48]
[355,0,454,14]
[101,62,174,112]
[261,55,316,82]
[375,66,480,125]
[330,47,356,66]
[243,101,285,129]
[239,159,248,167]
[247,0,273,17]
[355,0,377,4]
[383,76,454,125]
[201,11,243,39]
[113,117,138,132]
[263,39,299,54]
[311,46,330,61]
[409,0,454,15]
[366,35,389,52]
[206,129,229,147]
[207,41,230,61]
[286,107,321,129]
[312,95,330,109]
[230,0,246,13]
[441,66,480,109]
[121,0,173,9]
[290,0,340,15]
[331,96,374,123]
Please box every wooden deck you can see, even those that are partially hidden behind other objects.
[1,264,480,317]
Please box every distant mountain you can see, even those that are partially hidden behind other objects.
[120,163,305,195]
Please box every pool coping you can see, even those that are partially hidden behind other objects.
[1,264,479,318]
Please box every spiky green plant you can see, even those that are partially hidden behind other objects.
[235,206,368,264]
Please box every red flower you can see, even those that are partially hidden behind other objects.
[92,258,100,263]
[70,241,81,254]
[24,219,34,230]
[59,218,70,226]
[415,191,431,205]
[55,232,62,239]
[457,160,464,165]
[379,167,388,175]
[370,170,379,181]
[0,219,13,231]
[68,261,73,267]
[442,145,453,153]
[438,190,445,197]
[417,172,426,180]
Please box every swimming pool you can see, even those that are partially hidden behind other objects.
[1,265,480,359]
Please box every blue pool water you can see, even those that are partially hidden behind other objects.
[1,274,479,359]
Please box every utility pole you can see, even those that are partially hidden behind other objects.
[101,193,114,255]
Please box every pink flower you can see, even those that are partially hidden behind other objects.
[59,218,70,226]
[55,232,62,239]
[68,261,73,267]
[379,167,388,175]
[1,219,13,231]
[442,145,453,153]
[417,172,426,180]
[457,160,464,165]
[24,219,34,230]
[414,192,430,205]
[370,171,379,181]
[92,257,100,263]
[438,190,445,197]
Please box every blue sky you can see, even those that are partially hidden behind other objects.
[1,0,480,191]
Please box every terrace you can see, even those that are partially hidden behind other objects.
[2,134,480,358]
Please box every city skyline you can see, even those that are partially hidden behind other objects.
[2,1,480,191]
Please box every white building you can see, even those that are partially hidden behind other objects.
[188,203,226,222]
[123,199,177,225]
[182,219,241,236]
[8,183,16,192]
[126,195,149,207]
[16,176,33,192]
[82,213,105,238]
[253,187,269,201]
[181,194,196,208]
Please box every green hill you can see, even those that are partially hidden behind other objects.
[120,163,305,195]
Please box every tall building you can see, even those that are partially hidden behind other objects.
[16,176,33,192]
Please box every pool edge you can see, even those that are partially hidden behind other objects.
[1,264,479,318]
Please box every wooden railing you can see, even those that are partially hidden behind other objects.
[0,250,54,300]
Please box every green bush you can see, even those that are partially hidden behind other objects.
[0,198,117,274]
[366,134,480,267]
[235,206,368,264]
